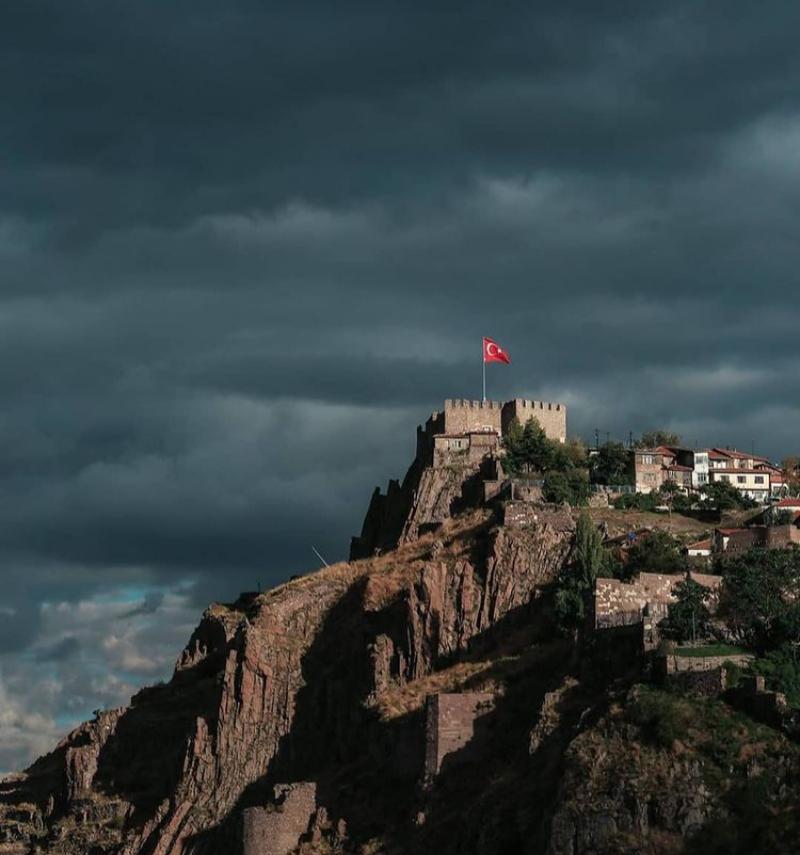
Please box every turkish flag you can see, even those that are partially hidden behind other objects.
[483,337,511,364]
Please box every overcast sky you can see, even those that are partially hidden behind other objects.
[3,0,800,772]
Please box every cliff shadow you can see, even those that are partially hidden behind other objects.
[184,557,582,852]
[92,656,226,824]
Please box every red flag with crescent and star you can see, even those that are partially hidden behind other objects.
[483,336,511,365]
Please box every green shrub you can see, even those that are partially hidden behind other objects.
[627,687,691,749]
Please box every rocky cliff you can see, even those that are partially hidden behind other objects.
[2,437,799,854]
[0,501,578,855]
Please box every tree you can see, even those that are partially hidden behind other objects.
[662,578,711,642]
[562,438,589,469]
[554,514,611,631]
[635,430,682,449]
[658,480,680,515]
[590,441,631,486]
[781,456,800,495]
[503,418,571,476]
[751,643,800,708]
[623,530,685,578]
[542,469,590,506]
[700,481,757,510]
[719,547,800,650]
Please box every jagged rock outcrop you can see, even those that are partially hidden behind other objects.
[4,411,799,855]
[0,505,576,855]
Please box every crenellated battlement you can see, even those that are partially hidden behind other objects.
[507,399,564,412]
[414,395,568,467]
[502,398,567,442]
[444,399,504,410]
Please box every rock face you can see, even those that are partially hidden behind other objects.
[0,501,576,854]
[4,423,800,855]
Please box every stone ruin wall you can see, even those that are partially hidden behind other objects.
[423,693,494,785]
[594,572,722,629]
[663,653,753,675]
[243,782,318,855]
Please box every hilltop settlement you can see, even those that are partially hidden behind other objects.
[2,396,800,855]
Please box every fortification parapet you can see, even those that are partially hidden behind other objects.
[502,399,567,443]
[442,399,504,436]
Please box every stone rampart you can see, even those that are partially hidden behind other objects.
[242,782,317,855]
[501,399,567,443]
[594,572,722,629]
[423,693,494,785]
[443,400,504,435]
[664,653,753,674]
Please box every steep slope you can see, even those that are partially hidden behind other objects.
[0,506,576,854]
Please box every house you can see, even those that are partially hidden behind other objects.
[630,449,665,494]
[713,526,767,555]
[685,538,712,558]
[712,518,800,555]
[707,448,772,503]
[629,446,707,494]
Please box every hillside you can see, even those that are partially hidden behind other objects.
[0,413,797,855]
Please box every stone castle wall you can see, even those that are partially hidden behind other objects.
[242,782,317,855]
[442,400,503,435]
[439,398,567,443]
[594,572,722,629]
[423,693,494,785]
[501,398,567,443]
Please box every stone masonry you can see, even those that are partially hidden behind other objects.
[501,398,567,443]
[593,572,722,629]
[423,693,494,785]
[242,782,318,855]
[435,399,567,443]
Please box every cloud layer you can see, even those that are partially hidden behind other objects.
[3,1,800,771]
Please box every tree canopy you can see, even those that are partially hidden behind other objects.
[554,514,616,631]
[503,418,571,475]
[623,530,685,579]
[590,441,631,486]
[700,481,757,510]
[662,577,711,642]
[634,430,682,449]
[719,547,800,650]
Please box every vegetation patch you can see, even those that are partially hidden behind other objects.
[673,644,748,658]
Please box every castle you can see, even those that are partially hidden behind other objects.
[350,396,567,559]
[416,398,567,466]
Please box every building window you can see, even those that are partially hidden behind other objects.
[737,476,746,484]
[721,475,730,482]
[642,454,653,465]
[755,476,764,484]
[697,473,708,484]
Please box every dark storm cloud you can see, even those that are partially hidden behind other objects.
[3,0,800,770]
[34,636,80,663]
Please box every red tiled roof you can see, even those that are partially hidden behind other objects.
[665,464,693,472]
[711,468,768,474]
[709,447,768,462]
[686,539,712,551]
[776,498,800,507]
[708,450,730,460]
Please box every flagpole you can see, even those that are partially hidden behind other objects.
[482,343,486,402]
